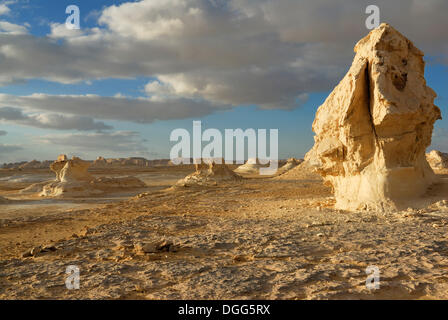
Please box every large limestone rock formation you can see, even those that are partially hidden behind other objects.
[426,150,448,170]
[175,159,242,187]
[307,23,441,211]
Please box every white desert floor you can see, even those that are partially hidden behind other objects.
[0,166,448,299]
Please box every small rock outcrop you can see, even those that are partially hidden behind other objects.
[426,150,448,170]
[92,156,108,168]
[234,158,264,174]
[307,23,441,211]
[277,158,303,175]
[175,160,242,187]
[23,155,146,197]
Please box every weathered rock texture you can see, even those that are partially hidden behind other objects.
[307,23,441,211]
[175,160,242,187]
[426,150,448,170]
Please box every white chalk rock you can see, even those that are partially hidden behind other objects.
[307,23,441,211]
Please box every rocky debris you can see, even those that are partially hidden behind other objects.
[92,176,146,189]
[426,150,448,170]
[135,240,176,254]
[21,244,57,258]
[277,158,303,175]
[174,160,242,187]
[22,155,146,197]
[307,23,441,211]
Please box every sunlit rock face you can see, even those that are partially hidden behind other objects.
[307,23,442,211]
[426,150,448,170]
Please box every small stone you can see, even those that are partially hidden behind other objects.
[30,246,42,256]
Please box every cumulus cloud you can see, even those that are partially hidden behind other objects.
[0,0,447,111]
[0,106,113,131]
[39,131,148,153]
[0,21,27,35]
[0,4,10,16]
[48,23,84,39]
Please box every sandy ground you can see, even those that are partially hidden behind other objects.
[0,166,448,299]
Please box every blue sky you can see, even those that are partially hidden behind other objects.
[0,0,447,163]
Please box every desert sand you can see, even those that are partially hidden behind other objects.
[1,24,448,300]
[0,158,447,299]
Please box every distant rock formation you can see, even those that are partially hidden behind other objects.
[174,159,242,187]
[307,23,441,211]
[234,158,264,174]
[50,155,93,182]
[426,150,448,170]
[1,160,52,170]
[277,158,303,175]
[22,155,146,198]
[3,156,172,170]
[91,156,171,168]
[0,196,10,204]
[92,156,108,167]
[275,161,323,181]
[18,160,52,169]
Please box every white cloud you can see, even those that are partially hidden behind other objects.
[0,0,447,112]
[0,4,10,16]
[48,23,84,39]
[0,21,27,34]
[0,93,231,123]
[39,131,148,153]
[0,106,113,131]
